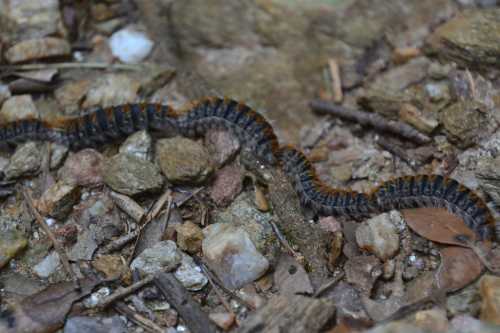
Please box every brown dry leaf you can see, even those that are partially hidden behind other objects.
[402,208,476,245]
[0,277,100,333]
[437,246,483,291]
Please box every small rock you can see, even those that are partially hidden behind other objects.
[58,149,104,186]
[356,213,400,261]
[83,287,111,308]
[5,37,71,63]
[130,240,182,275]
[344,255,381,294]
[424,82,450,103]
[440,100,488,148]
[273,253,313,297]
[5,142,42,179]
[209,164,243,206]
[205,129,241,167]
[50,143,69,169]
[450,314,500,333]
[83,74,140,109]
[68,226,99,261]
[175,221,203,254]
[238,284,266,309]
[0,95,38,122]
[324,282,369,321]
[64,316,127,333]
[480,274,500,325]
[329,164,353,182]
[119,130,152,160]
[109,26,154,64]
[92,255,129,280]
[54,79,92,115]
[399,103,439,134]
[0,230,28,269]
[447,281,481,316]
[0,84,11,105]
[254,185,270,212]
[33,251,61,278]
[156,137,213,184]
[3,0,62,39]
[412,308,449,332]
[209,312,235,331]
[202,224,269,289]
[103,153,164,196]
[37,181,80,220]
[426,9,500,69]
[174,253,208,291]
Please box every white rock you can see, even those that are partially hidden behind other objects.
[130,240,182,274]
[109,27,154,64]
[202,224,269,289]
[174,253,208,291]
[119,130,152,161]
[356,212,400,261]
[33,251,61,278]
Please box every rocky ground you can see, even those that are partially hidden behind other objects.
[1,0,500,332]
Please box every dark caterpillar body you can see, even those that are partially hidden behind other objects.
[0,96,497,240]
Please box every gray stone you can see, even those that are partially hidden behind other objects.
[202,223,269,289]
[0,229,28,269]
[64,316,127,333]
[130,240,182,274]
[119,130,152,161]
[33,251,61,278]
[156,137,213,184]
[5,142,41,179]
[103,153,164,196]
[174,253,208,291]
[356,212,400,261]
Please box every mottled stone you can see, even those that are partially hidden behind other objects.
[205,129,241,167]
[209,164,243,207]
[5,37,71,63]
[174,253,208,291]
[202,223,269,289]
[33,251,61,278]
[119,130,152,161]
[175,221,203,254]
[156,137,213,184]
[58,149,104,186]
[130,241,182,275]
[5,142,41,179]
[83,74,140,108]
[411,308,449,332]
[344,255,381,293]
[0,230,28,269]
[64,316,127,333]
[103,153,164,196]
[0,95,38,122]
[37,181,80,220]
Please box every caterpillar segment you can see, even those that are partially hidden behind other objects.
[0,96,496,240]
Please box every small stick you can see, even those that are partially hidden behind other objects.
[114,301,164,333]
[154,272,218,333]
[310,100,431,144]
[269,220,298,257]
[22,188,77,283]
[97,274,156,309]
[376,137,418,171]
[328,59,343,103]
[313,272,344,298]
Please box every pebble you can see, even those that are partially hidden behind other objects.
[480,274,500,325]
[92,254,129,280]
[58,149,104,186]
[130,240,182,275]
[156,137,213,184]
[209,164,243,207]
[274,253,313,297]
[440,100,487,148]
[5,142,42,179]
[33,251,61,278]
[109,27,154,64]
[54,79,92,115]
[175,221,203,254]
[37,181,80,220]
[50,143,69,169]
[3,0,61,39]
[119,130,152,161]
[424,82,450,103]
[202,223,269,290]
[325,281,369,320]
[103,153,164,196]
[0,95,38,122]
[64,316,127,333]
[205,129,241,167]
[412,308,448,332]
[83,74,140,109]
[355,213,400,261]
[209,312,235,331]
[5,37,71,63]
[450,314,500,333]
[344,255,381,293]
[0,230,28,269]
[398,103,439,135]
[83,287,111,308]
[0,84,11,105]
[174,253,208,291]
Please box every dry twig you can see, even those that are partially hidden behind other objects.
[96,274,156,309]
[114,301,164,333]
[328,59,343,103]
[310,100,431,144]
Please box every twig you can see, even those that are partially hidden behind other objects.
[269,220,298,257]
[22,188,77,283]
[313,272,344,298]
[202,264,239,326]
[114,301,164,333]
[328,59,343,103]
[154,272,218,333]
[97,274,156,309]
[310,100,431,144]
[376,137,418,171]
[101,230,140,254]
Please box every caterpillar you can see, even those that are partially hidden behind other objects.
[0,97,496,240]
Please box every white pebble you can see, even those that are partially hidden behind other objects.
[109,27,154,64]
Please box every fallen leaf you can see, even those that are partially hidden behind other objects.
[0,277,100,333]
[402,208,476,245]
[437,246,483,291]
